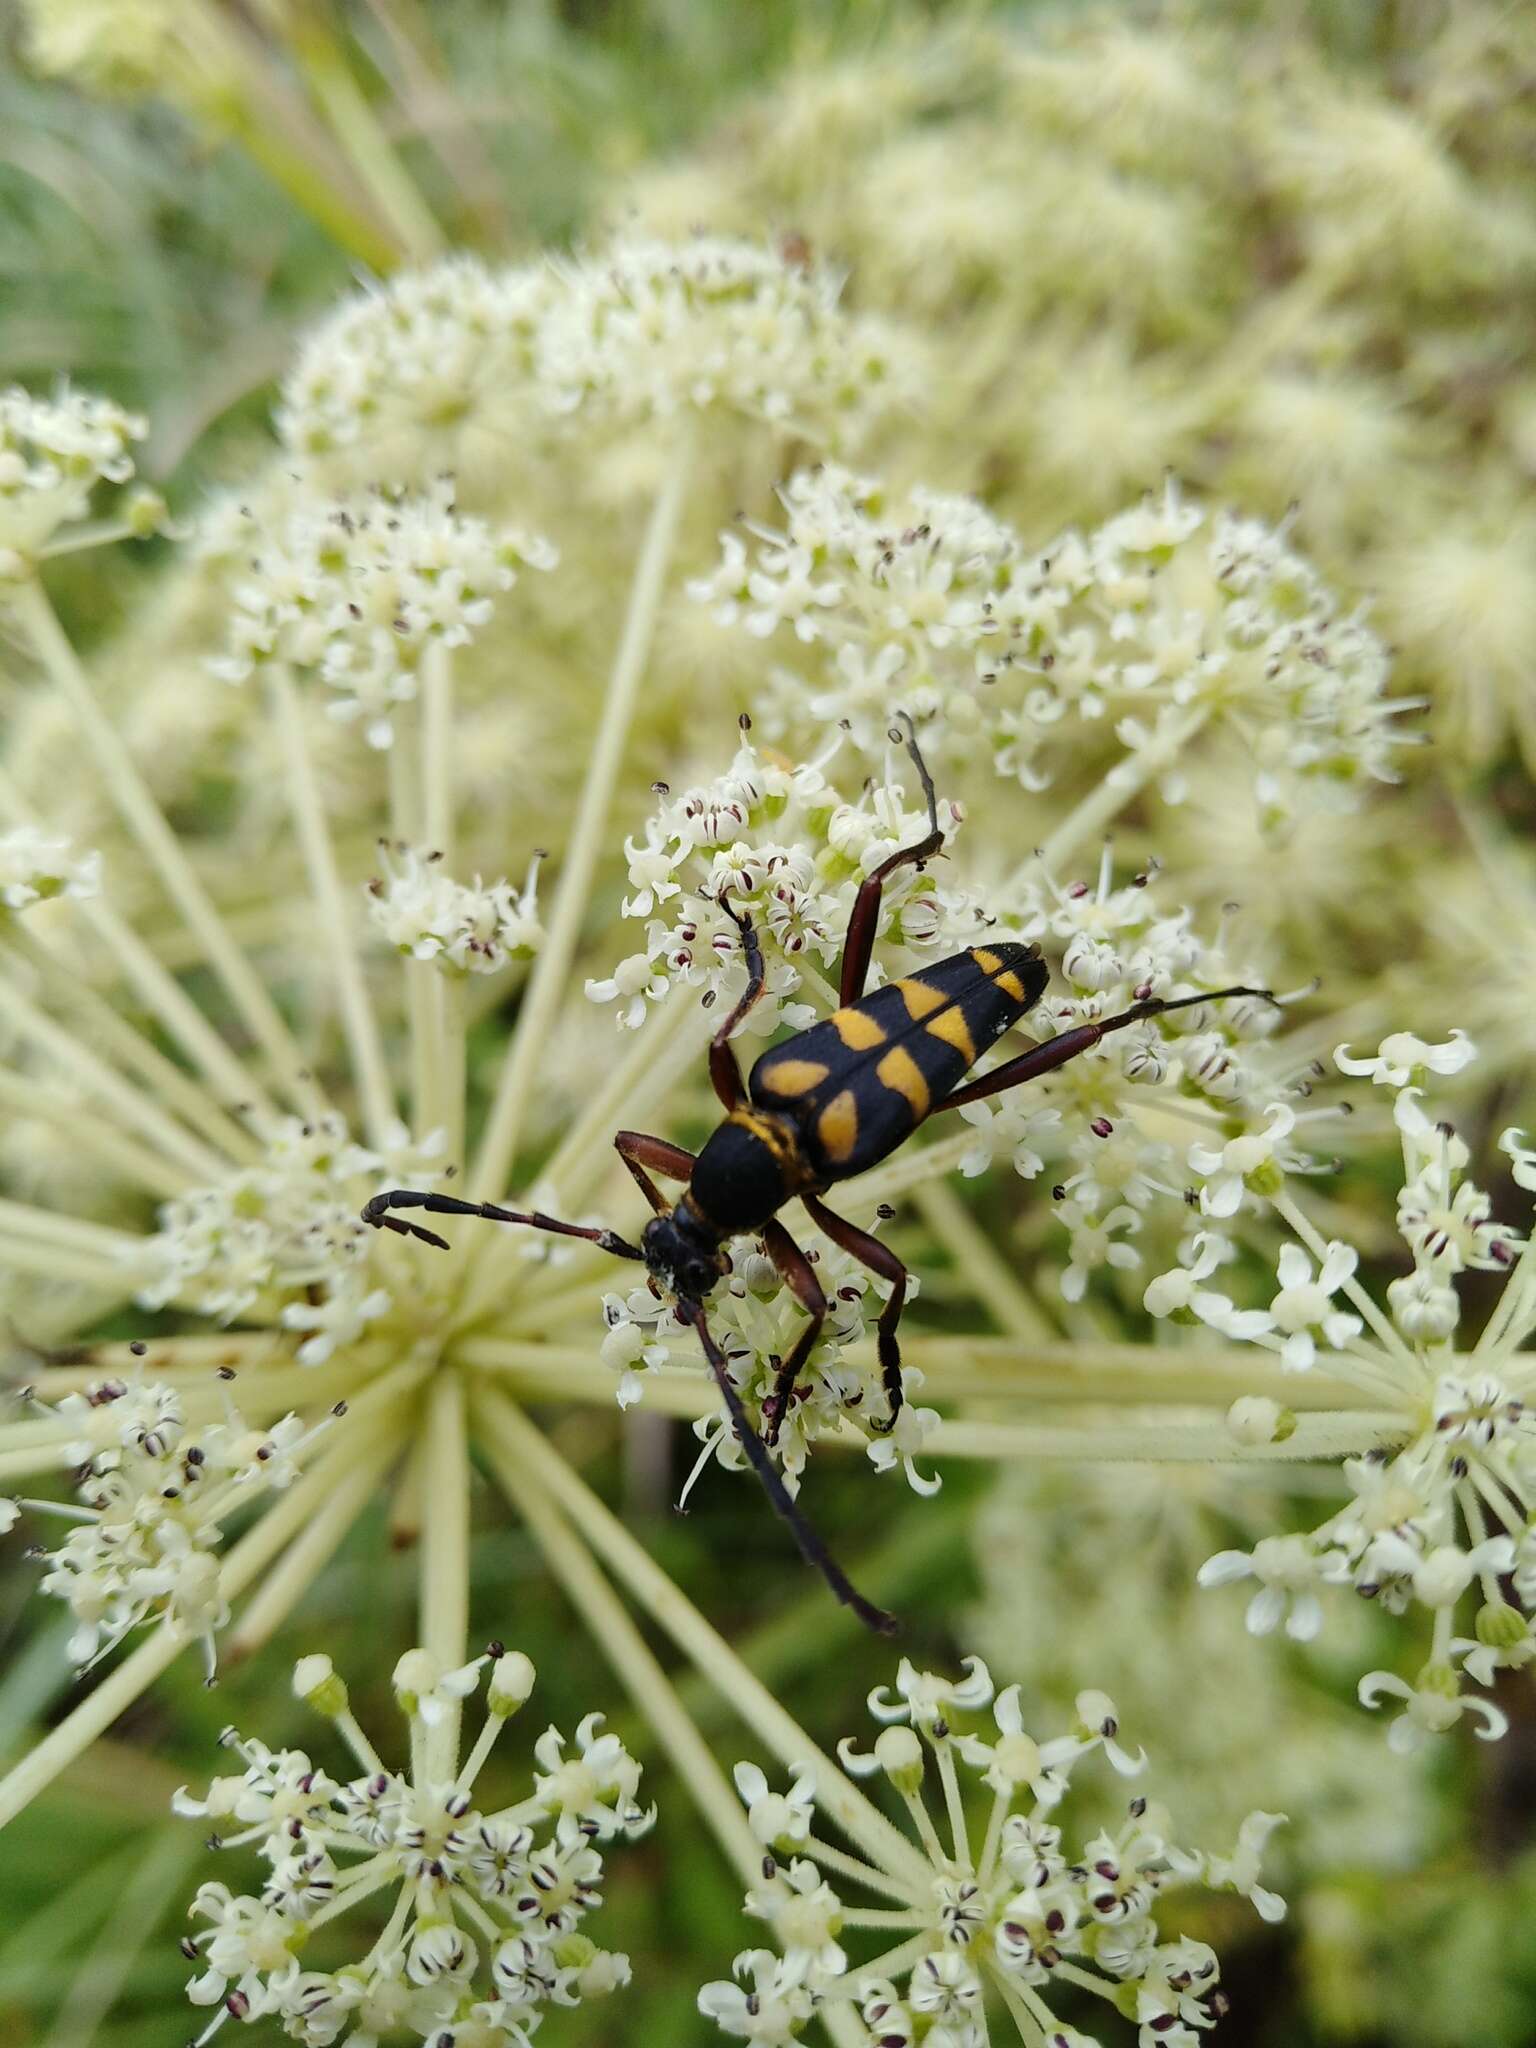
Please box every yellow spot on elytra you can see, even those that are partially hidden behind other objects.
[760,1057,829,1098]
[996,970,1028,1002]
[926,1006,977,1063]
[896,978,946,1020]
[877,1045,931,1118]
[818,1090,860,1164]
[832,1007,887,1050]
[971,947,1004,974]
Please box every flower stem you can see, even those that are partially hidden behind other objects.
[224,1425,401,1663]
[479,1405,764,1885]
[1033,707,1211,876]
[13,580,326,1120]
[925,1411,1398,1462]
[473,1388,929,1887]
[421,1370,470,1694]
[293,19,444,263]
[270,666,397,1149]
[913,1179,1052,1339]
[467,423,697,1220]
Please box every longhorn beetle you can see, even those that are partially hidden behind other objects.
[364,721,1274,1633]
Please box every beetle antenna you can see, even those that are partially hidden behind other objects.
[892,710,940,841]
[362,1188,645,1261]
[677,1299,898,1636]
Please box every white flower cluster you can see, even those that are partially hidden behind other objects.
[0,381,145,572]
[0,823,101,916]
[208,477,556,747]
[12,1367,331,1669]
[600,1229,938,1497]
[949,851,1303,1304]
[700,1657,1284,2048]
[692,468,1407,830]
[541,235,909,442]
[175,1647,648,2048]
[585,733,979,1034]
[276,235,909,486]
[1192,1035,1536,1752]
[132,1114,442,1365]
[367,843,544,975]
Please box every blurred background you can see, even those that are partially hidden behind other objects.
[1,2,1534,2042]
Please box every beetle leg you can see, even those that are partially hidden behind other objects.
[838,714,945,1006]
[709,899,767,1111]
[932,983,1276,1114]
[758,1218,828,1447]
[362,1187,644,1261]
[802,1192,909,1436]
[614,1130,697,1216]
[676,1296,897,1635]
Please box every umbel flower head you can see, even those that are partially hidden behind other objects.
[173,1646,648,2045]
[277,233,911,494]
[700,1656,1284,2047]
[0,381,149,576]
[1190,1040,1536,1752]
[691,468,1410,839]
[7,1363,342,1672]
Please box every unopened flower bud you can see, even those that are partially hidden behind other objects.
[1475,1600,1528,1651]
[1226,1396,1295,1446]
[487,1648,536,1718]
[875,1725,924,1793]
[293,1653,348,1718]
[392,1647,439,1714]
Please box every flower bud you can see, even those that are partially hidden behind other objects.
[1226,1396,1296,1446]
[874,1725,924,1794]
[1476,1600,1528,1651]
[293,1653,348,1718]
[488,1648,537,1718]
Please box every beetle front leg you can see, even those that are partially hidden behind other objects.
[803,1192,908,1435]
[677,1296,897,1635]
[838,715,944,1006]
[708,900,767,1111]
[614,1129,697,1216]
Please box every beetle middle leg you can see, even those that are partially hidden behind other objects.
[838,714,945,1006]
[758,1217,828,1448]
[803,1191,909,1435]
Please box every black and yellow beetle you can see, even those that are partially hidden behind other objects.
[365,723,1271,1631]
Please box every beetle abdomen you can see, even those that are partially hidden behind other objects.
[749,943,1048,1179]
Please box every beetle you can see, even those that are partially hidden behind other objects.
[364,723,1272,1631]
